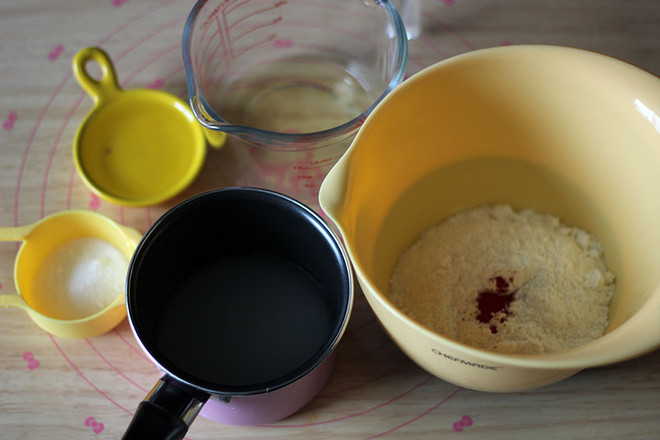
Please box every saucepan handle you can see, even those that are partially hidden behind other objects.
[121,375,210,440]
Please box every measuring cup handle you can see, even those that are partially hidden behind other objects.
[72,47,121,104]
[0,223,38,242]
[0,294,31,311]
[121,375,209,440]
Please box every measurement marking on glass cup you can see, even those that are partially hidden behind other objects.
[226,0,287,31]
[202,3,236,62]
[232,32,279,60]
[205,0,287,62]
[293,158,338,170]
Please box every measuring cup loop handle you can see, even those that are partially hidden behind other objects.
[73,47,121,105]
[0,294,31,310]
[0,223,36,242]
[121,374,210,440]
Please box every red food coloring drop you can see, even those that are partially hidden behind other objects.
[476,276,517,334]
[493,275,510,293]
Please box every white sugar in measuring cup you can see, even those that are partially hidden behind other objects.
[182,0,408,209]
[0,210,142,338]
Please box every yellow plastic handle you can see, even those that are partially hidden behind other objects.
[0,294,31,311]
[72,47,121,105]
[0,223,37,242]
[0,223,34,310]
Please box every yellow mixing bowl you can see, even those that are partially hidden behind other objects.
[319,45,660,392]
[72,47,225,207]
[0,210,142,338]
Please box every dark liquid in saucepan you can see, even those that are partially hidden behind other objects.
[154,255,334,387]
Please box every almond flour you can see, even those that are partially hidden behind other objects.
[389,204,615,354]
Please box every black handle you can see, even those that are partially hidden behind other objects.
[121,375,210,440]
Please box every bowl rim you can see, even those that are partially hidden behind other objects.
[336,44,660,370]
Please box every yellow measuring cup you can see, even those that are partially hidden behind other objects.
[0,210,142,338]
[72,47,226,207]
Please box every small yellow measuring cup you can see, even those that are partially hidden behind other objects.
[72,47,226,207]
[0,210,142,338]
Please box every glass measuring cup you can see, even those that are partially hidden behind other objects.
[0,210,142,338]
[182,0,408,209]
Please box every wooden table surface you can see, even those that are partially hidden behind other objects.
[1,0,659,438]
